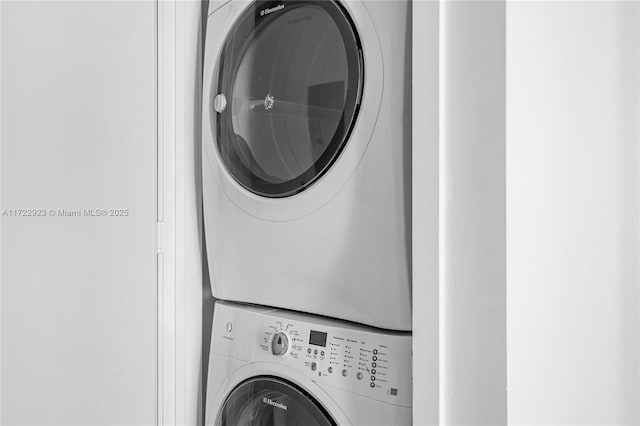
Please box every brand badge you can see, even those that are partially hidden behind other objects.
[262,397,288,410]
[260,4,285,16]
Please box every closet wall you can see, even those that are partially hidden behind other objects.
[1,2,157,424]
[506,3,640,424]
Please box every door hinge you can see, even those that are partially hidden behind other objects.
[155,221,172,252]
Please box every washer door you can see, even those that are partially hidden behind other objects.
[213,0,363,198]
[215,377,337,426]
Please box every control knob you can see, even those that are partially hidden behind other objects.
[271,332,289,356]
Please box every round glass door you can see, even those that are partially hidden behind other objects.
[213,0,363,197]
[215,377,336,426]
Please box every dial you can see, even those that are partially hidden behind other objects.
[271,332,289,356]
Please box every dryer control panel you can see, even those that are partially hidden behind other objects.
[212,301,412,407]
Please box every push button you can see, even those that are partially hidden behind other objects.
[328,366,333,374]
[372,362,377,368]
[356,372,363,380]
[370,382,376,388]
[372,356,377,362]
[371,369,376,374]
[371,376,376,381]
[311,362,317,371]
[373,349,378,355]
[342,369,348,377]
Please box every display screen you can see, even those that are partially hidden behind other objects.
[309,330,327,347]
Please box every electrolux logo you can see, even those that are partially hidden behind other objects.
[262,397,288,411]
[260,4,285,16]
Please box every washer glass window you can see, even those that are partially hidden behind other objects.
[216,377,336,425]
[213,0,363,197]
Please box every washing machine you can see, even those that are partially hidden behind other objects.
[206,301,412,425]
[202,0,412,330]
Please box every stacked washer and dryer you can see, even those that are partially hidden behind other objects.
[202,0,412,424]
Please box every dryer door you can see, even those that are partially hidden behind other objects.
[213,0,363,198]
[215,377,337,425]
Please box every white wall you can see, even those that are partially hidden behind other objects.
[1,2,157,424]
[175,1,206,424]
[441,1,507,424]
[412,1,439,424]
[507,2,640,424]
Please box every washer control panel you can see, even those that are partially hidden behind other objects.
[212,301,412,406]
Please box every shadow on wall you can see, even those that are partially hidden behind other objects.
[403,1,412,304]
[197,1,215,425]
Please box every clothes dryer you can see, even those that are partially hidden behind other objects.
[203,0,412,330]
